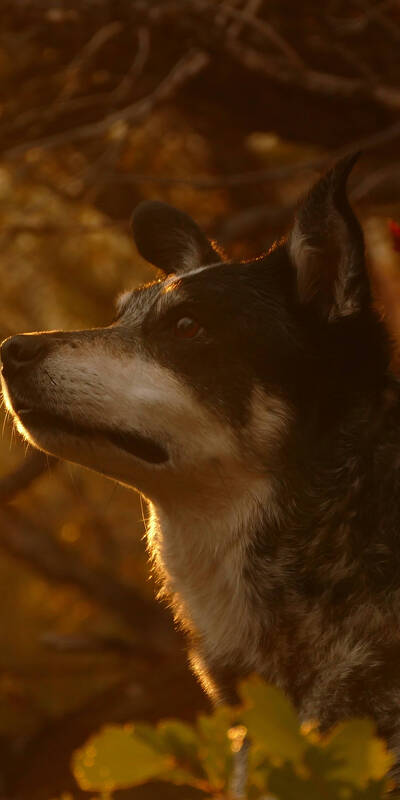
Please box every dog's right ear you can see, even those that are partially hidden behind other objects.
[131,201,222,276]
[288,154,369,321]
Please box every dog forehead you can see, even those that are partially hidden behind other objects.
[116,279,181,324]
[116,263,223,325]
[117,257,278,330]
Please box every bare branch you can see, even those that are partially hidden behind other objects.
[227,40,400,111]
[0,27,150,158]
[313,17,379,83]
[324,0,399,35]
[226,0,263,42]
[112,26,150,103]
[352,0,400,43]
[199,0,304,67]
[59,21,124,100]
[4,49,209,159]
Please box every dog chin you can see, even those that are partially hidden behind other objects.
[11,407,170,469]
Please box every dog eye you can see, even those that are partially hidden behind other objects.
[174,317,203,339]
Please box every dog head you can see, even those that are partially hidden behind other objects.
[0,155,388,504]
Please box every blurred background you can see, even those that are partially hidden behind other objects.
[0,1,400,798]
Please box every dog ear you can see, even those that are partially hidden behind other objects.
[288,153,369,320]
[131,201,222,275]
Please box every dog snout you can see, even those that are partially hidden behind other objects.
[1,334,50,379]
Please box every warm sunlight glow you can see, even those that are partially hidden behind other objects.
[162,277,181,293]
[228,724,247,753]
[60,523,80,543]
[14,416,35,446]
[1,380,14,416]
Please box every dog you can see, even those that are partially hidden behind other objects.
[2,154,400,775]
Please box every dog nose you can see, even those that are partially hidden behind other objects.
[1,334,49,378]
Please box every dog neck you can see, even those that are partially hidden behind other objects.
[143,381,400,684]
[145,466,278,670]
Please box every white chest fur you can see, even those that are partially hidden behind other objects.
[146,489,270,670]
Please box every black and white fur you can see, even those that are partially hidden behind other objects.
[3,155,400,776]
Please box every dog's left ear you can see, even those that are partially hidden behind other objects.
[288,153,369,320]
[131,201,222,275]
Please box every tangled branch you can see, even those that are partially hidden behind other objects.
[4,48,209,159]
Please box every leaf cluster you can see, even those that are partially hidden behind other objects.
[71,676,395,799]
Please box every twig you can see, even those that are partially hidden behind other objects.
[66,21,123,73]
[79,31,151,201]
[112,26,150,103]
[198,0,303,67]
[227,0,263,42]
[0,450,57,503]
[324,0,398,35]
[227,40,400,110]
[4,49,209,159]
[0,27,150,142]
[59,21,123,100]
[313,19,379,83]
[0,93,107,136]
[353,0,400,43]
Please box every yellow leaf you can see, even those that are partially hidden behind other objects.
[72,724,170,791]
[240,677,305,765]
[323,719,393,787]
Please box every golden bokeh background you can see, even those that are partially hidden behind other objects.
[0,2,400,798]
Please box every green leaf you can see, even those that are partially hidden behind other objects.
[157,719,207,785]
[159,720,202,765]
[323,720,393,787]
[124,721,164,754]
[133,719,209,786]
[196,705,234,788]
[72,724,170,792]
[266,762,387,800]
[240,677,305,765]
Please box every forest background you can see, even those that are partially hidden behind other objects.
[0,1,400,798]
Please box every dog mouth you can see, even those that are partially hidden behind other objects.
[16,407,169,465]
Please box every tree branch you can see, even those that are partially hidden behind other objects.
[4,48,209,159]
[198,0,304,67]
[227,40,400,111]
[61,21,123,92]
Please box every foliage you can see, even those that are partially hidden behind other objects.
[72,676,394,799]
